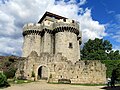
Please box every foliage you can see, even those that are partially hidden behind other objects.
[0,72,10,87]
[3,65,17,79]
[108,50,120,60]
[112,63,120,81]
[101,60,120,78]
[0,56,18,79]
[81,38,120,60]
[31,71,35,77]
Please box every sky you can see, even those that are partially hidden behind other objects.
[0,0,120,56]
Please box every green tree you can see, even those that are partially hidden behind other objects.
[81,38,112,60]
[101,60,120,78]
[113,63,120,81]
[108,50,120,60]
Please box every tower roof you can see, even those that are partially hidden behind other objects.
[38,11,67,23]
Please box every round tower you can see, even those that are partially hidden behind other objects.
[54,19,81,64]
[22,23,42,57]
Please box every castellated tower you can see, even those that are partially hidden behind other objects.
[22,12,82,63]
[16,12,106,84]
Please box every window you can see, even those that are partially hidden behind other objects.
[69,43,73,48]
[72,20,74,23]
[63,18,66,22]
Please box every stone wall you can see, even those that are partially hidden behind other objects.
[55,31,80,63]
[20,13,106,84]
[16,51,106,84]
[22,34,41,57]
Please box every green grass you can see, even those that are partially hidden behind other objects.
[71,83,106,86]
[8,79,33,84]
[48,82,106,86]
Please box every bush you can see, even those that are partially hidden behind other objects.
[0,72,10,87]
[3,67,17,79]
[58,79,71,84]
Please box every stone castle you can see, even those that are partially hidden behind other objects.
[16,12,106,84]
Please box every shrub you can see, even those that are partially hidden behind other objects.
[3,67,17,79]
[0,72,10,87]
[31,71,35,77]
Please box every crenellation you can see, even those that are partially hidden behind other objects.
[23,23,42,31]
[17,12,106,84]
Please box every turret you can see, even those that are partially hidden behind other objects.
[53,18,81,63]
[22,23,42,57]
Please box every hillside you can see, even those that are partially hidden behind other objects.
[0,55,25,78]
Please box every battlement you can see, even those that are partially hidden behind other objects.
[23,23,42,31]
[23,18,80,36]
[55,19,79,29]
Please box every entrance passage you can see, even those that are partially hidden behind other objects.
[38,66,48,80]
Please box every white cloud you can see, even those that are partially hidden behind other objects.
[47,1,106,43]
[0,0,107,56]
[112,31,120,43]
[113,45,120,52]
[0,0,51,56]
[79,0,87,6]
[79,9,106,42]
[0,37,23,56]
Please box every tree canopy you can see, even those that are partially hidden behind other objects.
[81,38,120,60]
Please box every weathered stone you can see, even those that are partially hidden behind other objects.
[16,12,106,84]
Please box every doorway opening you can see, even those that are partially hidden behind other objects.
[38,66,48,80]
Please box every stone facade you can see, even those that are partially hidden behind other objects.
[22,12,81,64]
[16,12,106,84]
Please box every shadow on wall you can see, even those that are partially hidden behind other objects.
[101,86,120,90]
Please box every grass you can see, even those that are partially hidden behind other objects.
[8,79,33,84]
[48,82,106,86]
[71,83,106,86]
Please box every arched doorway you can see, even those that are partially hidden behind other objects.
[38,66,48,80]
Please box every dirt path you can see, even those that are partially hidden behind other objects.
[1,80,117,90]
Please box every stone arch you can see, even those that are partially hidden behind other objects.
[37,65,49,80]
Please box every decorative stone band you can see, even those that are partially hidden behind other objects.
[22,28,53,36]
[53,26,79,35]
[43,28,53,34]
[22,30,41,36]
[23,26,79,36]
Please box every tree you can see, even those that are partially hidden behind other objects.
[108,50,120,60]
[81,38,112,60]
[114,63,120,81]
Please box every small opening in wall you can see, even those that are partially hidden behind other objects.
[63,18,66,22]
[69,43,73,48]
[61,75,62,78]
[72,20,74,23]
[77,76,78,78]
[85,61,88,65]
[52,16,55,19]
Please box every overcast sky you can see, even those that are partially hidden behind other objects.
[0,0,119,56]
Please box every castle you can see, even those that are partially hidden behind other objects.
[16,12,106,84]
